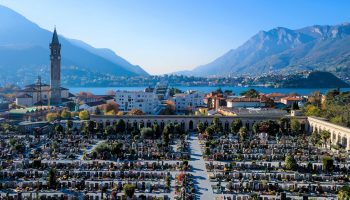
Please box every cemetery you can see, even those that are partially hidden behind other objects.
[0,116,350,199]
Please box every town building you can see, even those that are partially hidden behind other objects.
[115,90,161,114]
[9,106,56,121]
[15,29,72,107]
[264,93,287,102]
[204,92,227,111]
[226,97,266,108]
[16,82,70,107]
[172,90,205,112]
[154,82,170,100]
[280,96,305,107]
[76,93,115,104]
[0,96,9,111]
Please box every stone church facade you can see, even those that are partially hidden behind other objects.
[16,28,71,107]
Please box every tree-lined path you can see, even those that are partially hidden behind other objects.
[188,133,215,200]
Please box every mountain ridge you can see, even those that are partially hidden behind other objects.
[0,5,148,86]
[178,23,350,77]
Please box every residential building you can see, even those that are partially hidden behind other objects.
[172,90,205,112]
[280,96,305,106]
[204,92,227,111]
[76,94,114,104]
[115,90,161,114]
[0,96,9,111]
[264,93,287,102]
[154,82,170,100]
[226,97,266,108]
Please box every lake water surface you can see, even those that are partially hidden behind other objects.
[70,86,350,95]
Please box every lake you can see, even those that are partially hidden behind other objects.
[69,86,350,95]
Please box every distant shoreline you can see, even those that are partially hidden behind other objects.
[69,86,350,95]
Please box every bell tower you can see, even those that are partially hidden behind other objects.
[49,28,61,105]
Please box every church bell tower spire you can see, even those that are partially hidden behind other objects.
[49,27,62,105]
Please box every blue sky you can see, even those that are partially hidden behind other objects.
[1,0,350,75]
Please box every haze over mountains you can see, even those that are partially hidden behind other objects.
[1,4,349,87]
[0,5,148,86]
[179,23,350,77]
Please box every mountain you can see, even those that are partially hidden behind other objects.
[182,23,350,77]
[281,71,349,88]
[68,39,148,76]
[0,5,148,86]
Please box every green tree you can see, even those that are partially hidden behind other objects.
[87,120,96,134]
[257,120,280,135]
[104,126,114,136]
[169,87,183,96]
[66,120,73,130]
[308,91,322,107]
[162,124,172,146]
[231,119,243,133]
[79,110,89,120]
[153,124,162,138]
[213,116,222,132]
[55,124,64,134]
[285,154,298,171]
[60,109,71,119]
[127,108,144,115]
[278,117,290,133]
[215,88,223,94]
[174,124,185,135]
[290,119,300,134]
[252,122,259,134]
[239,127,247,142]
[213,116,220,128]
[304,105,321,116]
[320,130,331,148]
[0,123,11,133]
[197,122,205,133]
[204,147,211,156]
[240,88,259,98]
[115,119,126,133]
[310,131,320,145]
[94,106,102,115]
[322,156,334,172]
[46,112,58,122]
[123,184,135,199]
[9,138,16,146]
[205,125,215,137]
[250,193,259,200]
[291,102,299,110]
[48,169,57,189]
[337,186,350,200]
[141,127,155,139]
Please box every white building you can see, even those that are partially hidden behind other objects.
[115,90,161,114]
[226,97,265,108]
[154,82,170,100]
[172,90,205,112]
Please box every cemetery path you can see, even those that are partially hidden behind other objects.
[189,133,215,200]
[78,140,106,160]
